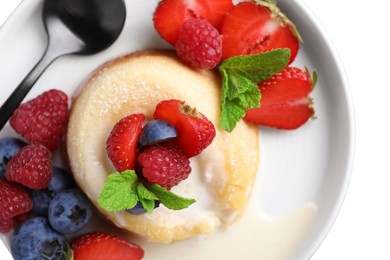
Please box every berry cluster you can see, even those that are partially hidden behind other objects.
[105,99,216,213]
[154,0,316,130]
[1,89,71,234]
[0,89,143,259]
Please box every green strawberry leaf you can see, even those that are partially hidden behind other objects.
[219,49,290,132]
[98,170,139,211]
[146,184,196,210]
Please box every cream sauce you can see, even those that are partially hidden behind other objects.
[136,200,317,260]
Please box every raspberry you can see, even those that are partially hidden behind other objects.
[175,19,222,69]
[10,89,69,150]
[0,179,32,232]
[0,213,30,233]
[138,145,191,189]
[6,144,52,190]
[0,218,14,233]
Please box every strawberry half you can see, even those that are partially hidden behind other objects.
[154,100,216,157]
[244,67,316,130]
[71,232,144,260]
[153,0,233,45]
[221,1,300,64]
[106,114,145,172]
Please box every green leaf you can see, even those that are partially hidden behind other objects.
[220,49,291,83]
[147,184,196,210]
[219,49,290,132]
[98,170,139,211]
[139,198,155,213]
[220,97,246,132]
[137,182,159,201]
[136,183,159,213]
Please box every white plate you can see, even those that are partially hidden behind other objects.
[0,0,354,259]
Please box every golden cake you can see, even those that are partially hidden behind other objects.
[66,50,259,243]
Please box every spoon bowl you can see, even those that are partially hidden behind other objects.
[0,0,126,130]
[43,0,126,54]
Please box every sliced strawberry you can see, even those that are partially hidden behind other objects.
[71,232,144,260]
[153,0,233,45]
[244,67,316,129]
[106,114,145,172]
[154,100,216,157]
[221,1,299,64]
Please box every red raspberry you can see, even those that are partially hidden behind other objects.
[6,144,52,190]
[175,19,222,69]
[0,218,14,233]
[0,179,32,232]
[138,145,191,189]
[10,89,69,150]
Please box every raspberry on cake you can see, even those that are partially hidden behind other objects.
[138,144,192,189]
[67,50,259,243]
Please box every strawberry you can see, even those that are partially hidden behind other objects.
[153,0,233,45]
[10,89,69,150]
[71,232,144,260]
[154,100,216,157]
[6,144,52,190]
[244,67,316,129]
[221,1,300,64]
[106,114,145,172]
[0,179,32,232]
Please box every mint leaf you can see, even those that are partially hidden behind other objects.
[98,170,197,213]
[147,184,196,210]
[137,183,159,213]
[220,98,246,132]
[98,170,139,211]
[139,198,155,213]
[137,182,159,200]
[219,49,290,132]
[220,49,291,83]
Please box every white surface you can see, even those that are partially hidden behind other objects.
[0,0,384,259]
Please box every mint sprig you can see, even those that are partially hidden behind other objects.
[98,170,196,213]
[98,171,138,211]
[219,49,291,132]
[146,183,196,210]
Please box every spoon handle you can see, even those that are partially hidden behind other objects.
[0,48,54,131]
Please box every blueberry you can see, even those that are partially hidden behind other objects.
[48,189,92,234]
[139,120,177,146]
[0,138,27,179]
[32,167,75,216]
[11,217,66,260]
[126,201,160,215]
[31,190,52,216]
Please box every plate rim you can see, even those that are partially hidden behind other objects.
[0,0,355,259]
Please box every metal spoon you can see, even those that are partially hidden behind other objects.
[0,0,126,130]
